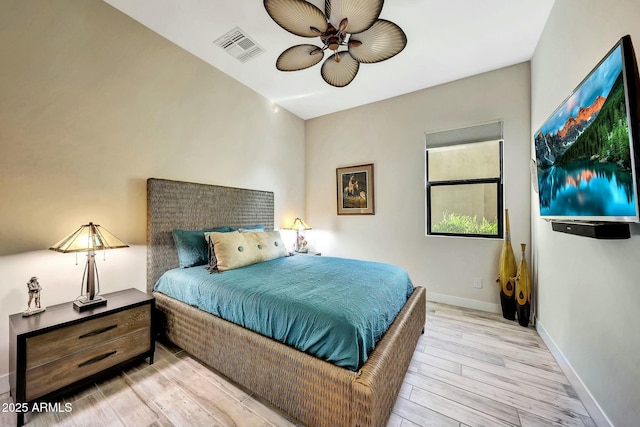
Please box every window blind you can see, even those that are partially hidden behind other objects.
[425,121,503,148]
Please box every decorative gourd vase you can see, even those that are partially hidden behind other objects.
[515,243,531,327]
[497,209,517,320]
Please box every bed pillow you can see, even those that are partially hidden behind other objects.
[205,230,287,272]
[257,230,288,261]
[173,226,234,268]
[237,225,265,232]
[204,225,264,271]
[205,231,225,272]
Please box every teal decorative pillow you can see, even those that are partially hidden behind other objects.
[173,226,233,268]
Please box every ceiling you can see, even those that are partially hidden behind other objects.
[103,0,555,120]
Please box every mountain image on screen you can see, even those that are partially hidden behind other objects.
[535,74,629,169]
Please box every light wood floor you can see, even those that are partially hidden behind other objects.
[1,302,596,427]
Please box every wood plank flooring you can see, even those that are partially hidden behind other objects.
[0,302,596,427]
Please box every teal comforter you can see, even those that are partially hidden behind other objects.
[154,255,414,371]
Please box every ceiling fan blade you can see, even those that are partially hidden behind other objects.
[349,19,407,63]
[276,45,325,71]
[326,0,383,34]
[264,0,328,37]
[321,52,359,87]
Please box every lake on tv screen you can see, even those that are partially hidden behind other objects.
[538,160,637,217]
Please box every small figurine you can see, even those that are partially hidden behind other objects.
[297,234,308,253]
[23,276,46,317]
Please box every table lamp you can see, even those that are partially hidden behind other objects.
[284,217,311,253]
[50,222,128,311]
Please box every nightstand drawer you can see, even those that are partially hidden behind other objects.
[25,328,150,401]
[26,304,151,369]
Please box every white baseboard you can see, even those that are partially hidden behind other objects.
[426,292,502,314]
[0,374,9,394]
[536,320,613,427]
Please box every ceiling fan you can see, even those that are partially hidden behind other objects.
[264,0,407,87]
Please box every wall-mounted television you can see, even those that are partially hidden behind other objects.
[534,35,640,224]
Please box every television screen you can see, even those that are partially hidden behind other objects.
[534,35,640,222]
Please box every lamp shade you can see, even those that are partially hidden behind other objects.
[284,217,311,231]
[50,222,128,312]
[50,222,129,253]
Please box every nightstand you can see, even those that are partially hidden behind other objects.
[8,288,154,427]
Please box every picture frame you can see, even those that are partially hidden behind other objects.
[336,163,375,215]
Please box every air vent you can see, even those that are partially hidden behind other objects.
[214,27,265,63]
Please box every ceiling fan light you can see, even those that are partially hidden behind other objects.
[277,44,325,71]
[349,19,407,64]
[265,0,406,87]
[326,0,383,34]
[264,0,328,37]
[338,18,348,32]
[321,51,359,87]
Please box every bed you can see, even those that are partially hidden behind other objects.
[147,178,426,427]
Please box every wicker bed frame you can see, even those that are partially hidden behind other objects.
[146,178,426,427]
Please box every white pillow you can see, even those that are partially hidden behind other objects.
[205,230,287,271]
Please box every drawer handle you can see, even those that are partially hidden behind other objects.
[78,351,117,368]
[79,325,117,339]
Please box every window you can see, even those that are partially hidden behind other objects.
[425,122,503,238]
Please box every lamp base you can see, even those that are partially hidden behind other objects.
[73,295,107,312]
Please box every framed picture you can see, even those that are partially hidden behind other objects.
[336,163,375,215]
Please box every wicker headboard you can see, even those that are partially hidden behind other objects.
[146,178,274,292]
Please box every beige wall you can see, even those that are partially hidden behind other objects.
[0,0,305,389]
[531,1,640,425]
[305,63,532,312]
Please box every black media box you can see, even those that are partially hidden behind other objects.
[551,221,631,239]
